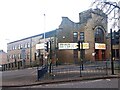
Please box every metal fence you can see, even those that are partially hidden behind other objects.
[51,61,107,79]
[37,60,120,81]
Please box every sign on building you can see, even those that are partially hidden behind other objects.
[36,43,45,49]
[58,43,89,50]
[58,43,78,50]
[81,43,89,49]
[95,43,106,49]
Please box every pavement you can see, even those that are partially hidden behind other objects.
[1,69,120,87]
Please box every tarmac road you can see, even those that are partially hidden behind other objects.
[2,67,37,86]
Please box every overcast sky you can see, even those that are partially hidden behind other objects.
[0,0,119,52]
[0,0,93,52]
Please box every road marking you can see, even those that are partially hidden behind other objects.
[106,79,111,81]
[82,79,103,84]
[31,70,37,75]
[28,68,32,69]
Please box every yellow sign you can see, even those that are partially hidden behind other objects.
[95,43,106,49]
[80,43,89,49]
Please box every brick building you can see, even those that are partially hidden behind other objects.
[57,9,108,64]
[0,50,7,70]
[6,31,55,70]
[4,9,109,70]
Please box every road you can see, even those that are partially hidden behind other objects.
[23,78,119,88]
[2,67,37,85]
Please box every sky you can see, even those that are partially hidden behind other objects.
[0,0,93,52]
[0,0,119,52]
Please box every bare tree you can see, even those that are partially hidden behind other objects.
[91,0,120,29]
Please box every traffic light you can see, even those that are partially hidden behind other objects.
[44,42,49,52]
[113,31,119,45]
[77,41,80,51]
[115,31,119,44]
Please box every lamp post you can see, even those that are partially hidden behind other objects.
[43,13,47,67]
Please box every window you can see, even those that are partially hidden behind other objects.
[18,54,22,59]
[27,43,30,48]
[18,44,21,49]
[73,32,78,42]
[27,53,30,59]
[14,46,17,50]
[95,27,104,43]
[20,44,23,49]
[80,32,84,42]
[73,32,78,38]
[12,55,14,59]
[12,46,15,50]
[9,55,12,59]
[18,44,24,49]
[25,43,28,48]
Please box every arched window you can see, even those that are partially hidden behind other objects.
[95,27,104,43]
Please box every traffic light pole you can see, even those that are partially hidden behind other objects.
[80,42,82,77]
[49,41,52,74]
[81,41,84,70]
[110,29,114,75]
[78,41,82,77]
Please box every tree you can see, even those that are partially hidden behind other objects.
[91,0,120,29]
